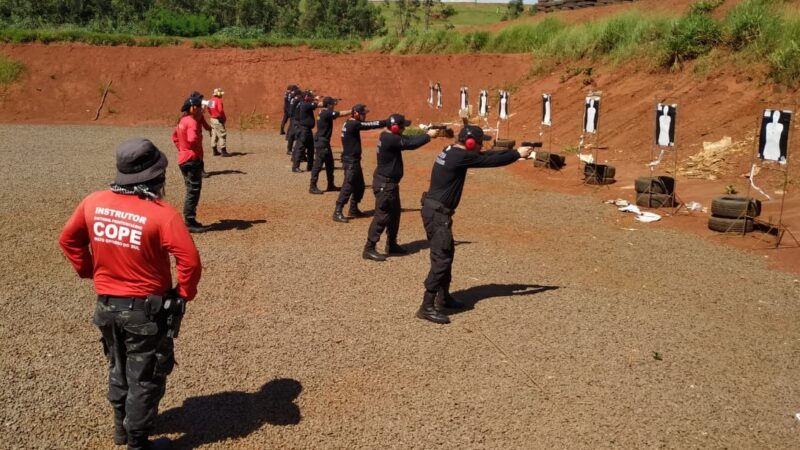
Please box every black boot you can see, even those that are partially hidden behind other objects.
[309,185,323,195]
[348,202,366,217]
[385,240,409,256]
[212,148,221,156]
[332,204,349,223]
[435,288,466,311]
[326,184,340,192]
[221,148,230,157]
[127,436,173,450]
[185,219,205,233]
[416,290,450,324]
[113,412,126,445]
[362,241,386,261]
[292,167,303,173]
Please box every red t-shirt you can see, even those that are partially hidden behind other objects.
[207,96,226,122]
[59,190,202,301]
[172,114,204,165]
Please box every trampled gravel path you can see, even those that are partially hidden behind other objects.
[1,125,798,449]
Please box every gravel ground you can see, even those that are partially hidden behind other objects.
[1,125,799,449]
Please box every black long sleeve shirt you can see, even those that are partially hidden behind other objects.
[293,101,317,129]
[287,98,298,125]
[425,145,520,210]
[283,92,292,114]
[374,132,431,181]
[315,109,342,142]
[340,119,386,161]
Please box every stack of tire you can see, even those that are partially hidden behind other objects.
[635,176,676,208]
[584,163,616,185]
[708,196,761,233]
[533,151,566,169]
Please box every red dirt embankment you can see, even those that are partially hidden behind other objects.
[1,42,799,272]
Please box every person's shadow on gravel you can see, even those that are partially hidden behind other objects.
[157,378,302,449]
[206,169,246,177]
[398,239,474,255]
[221,151,249,157]
[448,283,559,315]
[204,219,266,232]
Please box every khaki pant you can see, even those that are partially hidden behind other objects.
[210,117,227,153]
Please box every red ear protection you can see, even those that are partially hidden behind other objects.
[353,111,361,120]
[390,123,401,134]
[464,137,477,151]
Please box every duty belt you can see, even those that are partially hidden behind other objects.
[374,174,400,184]
[97,295,146,310]
[424,198,455,216]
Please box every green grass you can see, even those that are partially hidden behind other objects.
[377,2,507,32]
[0,55,25,85]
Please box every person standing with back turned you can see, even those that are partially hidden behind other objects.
[59,138,202,449]
[362,114,438,261]
[416,125,534,324]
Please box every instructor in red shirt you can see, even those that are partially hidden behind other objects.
[205,87,229,157]
[172,95,207,233]
[60,138,202,450]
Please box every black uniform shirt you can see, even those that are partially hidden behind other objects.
[315,109,342,142]
[340,119,386,161]
[374,131,431,181]
[287,97,299,125]
[293,101,317,128]
[425,145,520,210]
[283,92,292,114]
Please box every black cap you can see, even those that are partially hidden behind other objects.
[180,95,202,112]
[352,104,368,115]
[388,114,411,128]
[322,96,337,107]
[458,125,492,144]
[287,84,298,91]
[115,138,168,186]
[189,91,203,99]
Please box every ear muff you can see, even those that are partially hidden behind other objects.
[390,123,401,134]
[353,111,361,120]
[464,137,477,151]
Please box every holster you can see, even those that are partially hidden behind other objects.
[144,295,163,319]
[162,297,186,339]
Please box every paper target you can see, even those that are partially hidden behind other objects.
[459,87,469,112]
[478,90,488,117]
[583,95,600,134]
[499,91,509,120]
[542,93,552,126]
[759,109,791,162]
[435,82,443,109]
[428,83,434,107]
[655,103,677,147]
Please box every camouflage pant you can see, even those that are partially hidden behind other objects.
[210,117,227,152]
[93,299,175,447]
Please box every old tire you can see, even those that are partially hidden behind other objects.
[494,138,515,149]
[708,215,754,233]
[584,163,615,179]
[710,196,761,218]
[635,176,675,195]
[635,192,676,208]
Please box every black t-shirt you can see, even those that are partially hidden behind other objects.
[293,101,317,128]
[287,98,298,124]
[340,119,386,160]
[374,131,431,181]
[425,144,520,210]
[283,92,292,114]
[315,109,342,142]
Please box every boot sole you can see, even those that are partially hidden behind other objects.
[416,311,450,324]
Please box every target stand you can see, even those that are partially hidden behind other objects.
[643,96,685,215]
[740,101,800,249]
[580,91,611,186]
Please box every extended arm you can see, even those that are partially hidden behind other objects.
[357,120,387,131]
[400,134,431,151]
[461,149,520,168]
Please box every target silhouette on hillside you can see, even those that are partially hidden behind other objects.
[499,91,509,120]
[759,109,791,163]
[583,95,600,133]
[655,103,677,147]
[459,87,469,112]
[542,93,552,126]
[478,90,488,117]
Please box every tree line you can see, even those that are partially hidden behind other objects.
[0,0,385,39]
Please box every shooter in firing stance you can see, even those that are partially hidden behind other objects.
[416,125,535,324]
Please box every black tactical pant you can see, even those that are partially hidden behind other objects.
[367,177,401,244]
[286,123,296,154]
[292,126,314,171]
[421,200,455,293]
[179,160,203,221]
[336,158,365,208]
[310,139,335,188]
[280,111,289,134]
[93,298,175,448]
